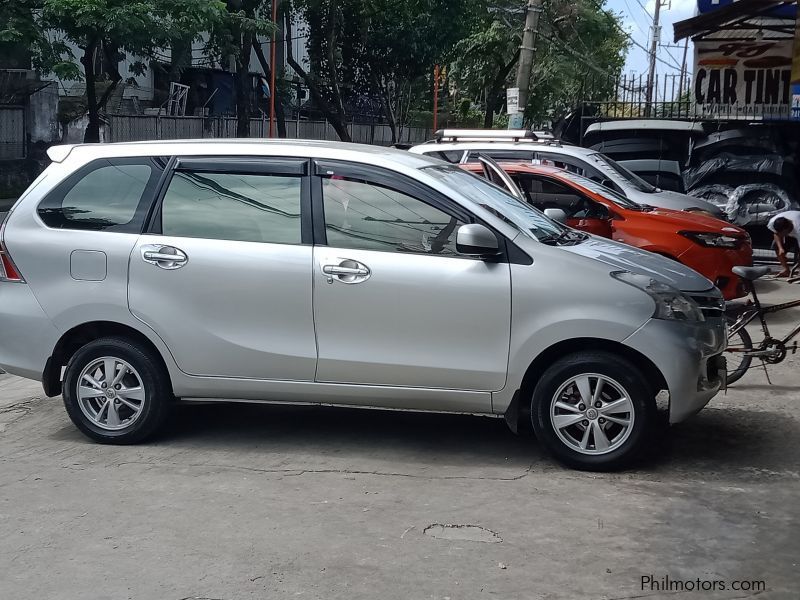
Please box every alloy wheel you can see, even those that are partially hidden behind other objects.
[549,373,635,455]
[77,356,146,431]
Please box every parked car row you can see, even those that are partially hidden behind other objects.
[460,159,752,300]
[411,129,726,217]
[0,137,727,472]
[410,130,753,300]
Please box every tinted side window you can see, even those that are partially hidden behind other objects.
[516,175,597,217]
[321,176,464,255]
[428,150,463,163]
[468,150,536,162]
[534,152,586,175]
[160,171,302,244]
[38,158,163,232]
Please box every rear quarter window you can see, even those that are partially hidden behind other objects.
[38,157,165,232]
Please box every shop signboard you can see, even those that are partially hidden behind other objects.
[694,39,793,117]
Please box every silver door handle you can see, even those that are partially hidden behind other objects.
[143,251,188,263]
[141,245,188,270]
[322,265,369,276]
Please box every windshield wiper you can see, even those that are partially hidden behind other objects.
[540,229,587,245]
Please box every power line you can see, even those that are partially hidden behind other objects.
[622,0,651,33]
[588,0,683,72]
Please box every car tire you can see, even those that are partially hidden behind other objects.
[530,351,655,471]
[62,337,171,444]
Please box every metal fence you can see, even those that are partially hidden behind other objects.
[580,73,795,122]
[0,107,25,159]
[107,114,432,145]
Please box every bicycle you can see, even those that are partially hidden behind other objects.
[725,265,800,384]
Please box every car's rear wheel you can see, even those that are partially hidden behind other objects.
[530,351,655,471]
[62,337,171,444]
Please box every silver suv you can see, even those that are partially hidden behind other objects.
[0,140,726,470]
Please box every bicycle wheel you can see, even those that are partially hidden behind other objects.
[725,316,753,385]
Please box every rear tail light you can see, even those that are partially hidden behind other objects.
[0,221,24,283]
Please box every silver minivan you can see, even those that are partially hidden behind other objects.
[0,140,726,470]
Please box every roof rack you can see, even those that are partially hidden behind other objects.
[433,129,539,143]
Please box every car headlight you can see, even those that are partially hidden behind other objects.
[611,271,705,322]
[679,231,740,248]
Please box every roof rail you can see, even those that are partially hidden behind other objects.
[433,129,538,143]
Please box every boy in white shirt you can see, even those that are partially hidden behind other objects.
[767,210,800,277]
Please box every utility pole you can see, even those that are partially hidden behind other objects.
[432,64,440,132]
[269,0,279,137]
[508,0,543,129]
[645,0,665,117]
[677,38,689,115]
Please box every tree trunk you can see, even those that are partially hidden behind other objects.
[236,36,253,137]
[483,85,495,128]
[252,34,286,137]
[82,41,100,143]
[484,49,521,129]
[374,75,397,144]
[97,42,122,113]
[284,12,351,141]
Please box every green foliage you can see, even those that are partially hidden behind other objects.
[452,0,629,125]
[526,0,628,122]
[204,0,275,64]
[40,0,227,64]
[289,0,478,137]
[0,1,79,78]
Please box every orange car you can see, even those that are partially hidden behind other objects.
[463,162,753,300]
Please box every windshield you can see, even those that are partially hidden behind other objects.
[588,153,658,193]
[421,165,566,242]
[553,170,643,209]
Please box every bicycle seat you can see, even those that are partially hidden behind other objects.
[732,265,770,281]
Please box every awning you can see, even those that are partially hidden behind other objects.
[674,0,797,42]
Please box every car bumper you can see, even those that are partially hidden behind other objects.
[0,283,59,381]
[623,317,726,424]
[677,244,752,300]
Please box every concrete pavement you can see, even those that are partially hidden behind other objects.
[0,281,799,599]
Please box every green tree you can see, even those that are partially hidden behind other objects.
[285,0,476,142]
[205,0,275,137]
[452,0,628,127]
[358,0,479,142]
[0,1,78,80]
[40,0,226,142]
[284,0,358,141]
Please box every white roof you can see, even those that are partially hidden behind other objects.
[409,141,594,159]
[585,121,705,135]
[47,138,441,171]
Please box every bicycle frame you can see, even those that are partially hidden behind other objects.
[727,292,800,353]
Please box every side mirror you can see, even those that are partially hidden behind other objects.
[456,223,500,257]
[544,208,567,224]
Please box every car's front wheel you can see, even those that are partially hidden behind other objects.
[530,351,656,471]
[62,337,171,444]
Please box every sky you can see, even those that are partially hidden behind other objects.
[606,0,697,77]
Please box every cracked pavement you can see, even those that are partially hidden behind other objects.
[1,281,799,599]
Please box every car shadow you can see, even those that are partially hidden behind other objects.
[136,401,800,480]
[728,383,800,392]
[641,407,800,479]
[154,402,543,475]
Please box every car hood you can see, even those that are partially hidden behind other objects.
[561,237,714,292]
[637,206,747,235]
[634,188,724,217]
